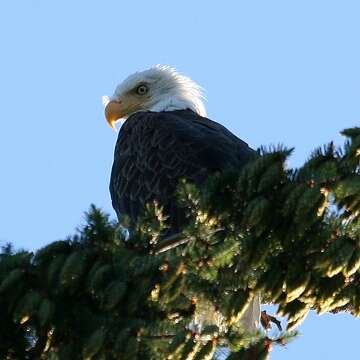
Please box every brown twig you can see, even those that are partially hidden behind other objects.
[261,311,282,331]
[153,228,225,254]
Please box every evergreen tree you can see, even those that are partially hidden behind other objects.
[0,128,359,359]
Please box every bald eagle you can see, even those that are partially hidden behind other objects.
[104,65,260,331]
[105,65,255,231]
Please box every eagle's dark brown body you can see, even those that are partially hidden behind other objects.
[110,109,255,232]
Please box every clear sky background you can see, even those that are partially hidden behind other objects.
[0,1,359,358]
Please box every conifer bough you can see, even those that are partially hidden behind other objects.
[0,127,359,359]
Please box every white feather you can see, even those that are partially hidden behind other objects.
[106,65,207,118]
[101,95,111,107]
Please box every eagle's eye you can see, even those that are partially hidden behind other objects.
[136,84,148,95]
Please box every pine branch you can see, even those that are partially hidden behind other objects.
[0,127,358,359]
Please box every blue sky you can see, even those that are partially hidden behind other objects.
[0,1,359,358]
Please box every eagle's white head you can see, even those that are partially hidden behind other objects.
[104,65,206,129]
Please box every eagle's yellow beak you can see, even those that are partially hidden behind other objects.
[105,101,124,130]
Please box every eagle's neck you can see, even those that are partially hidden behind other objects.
[149,95,206,117]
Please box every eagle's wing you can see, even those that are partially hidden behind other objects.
[110,109,255,230]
